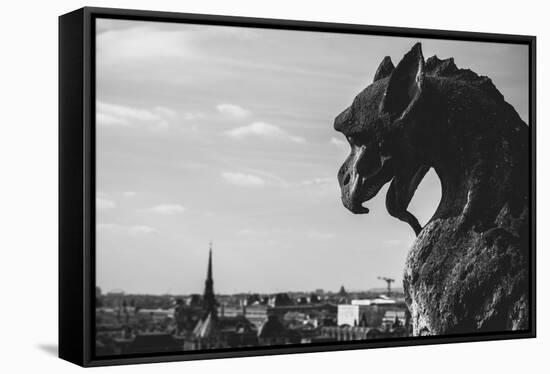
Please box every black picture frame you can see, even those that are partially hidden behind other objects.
[59,6,536,367]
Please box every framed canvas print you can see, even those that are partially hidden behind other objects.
[59,7,536,367]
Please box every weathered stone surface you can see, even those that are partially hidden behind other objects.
[334,43,530,335]
[404,212,529,335]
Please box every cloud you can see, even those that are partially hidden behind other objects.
[298,177,339,199]
[301,177,333,186]
[181,112,205,121]
[222,172,266,187]
[96,101,175,130]
[96,222,159,236]
[96,197,116,210]
[97,25,191,63]
[239,167,290,188]
[98,101,162,122]
[149,204,185,215]
[225,122,305,143]
[330,136,347,148]
[97,20,259,64]
[96,112,128,126]
[220,171,333,190]
[128,225,158,235]
[122,191,137,197]
[216,103,250,118]
[154,106,177,118]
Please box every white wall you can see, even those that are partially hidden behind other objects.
[0,0,547,372]
[338,305,360,326]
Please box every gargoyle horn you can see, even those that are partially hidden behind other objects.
[373,56,395,82]
[381,42,425,119]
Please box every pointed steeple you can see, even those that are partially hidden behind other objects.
[202,241,217,318]
[206,241,213,283]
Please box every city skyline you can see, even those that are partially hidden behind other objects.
[97,241,404,296]
[95,18,529,295]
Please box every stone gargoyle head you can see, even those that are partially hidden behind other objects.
[334,43,431,235]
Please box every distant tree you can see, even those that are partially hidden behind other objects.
[273,293,293,307]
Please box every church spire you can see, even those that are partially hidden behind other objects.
[207,241,213,283]
[202,241,217,318]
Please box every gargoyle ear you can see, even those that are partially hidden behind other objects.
[381,43,425,119]
[373,56,394,82]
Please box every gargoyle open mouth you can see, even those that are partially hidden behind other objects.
[339,154,394,214]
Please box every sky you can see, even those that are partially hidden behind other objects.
[95,18,529,295]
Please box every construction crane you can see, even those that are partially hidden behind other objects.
[377,276,395,297]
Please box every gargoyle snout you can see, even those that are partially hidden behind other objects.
[338,146,371,214]
[338,145,382,186]
[338,144,394,215]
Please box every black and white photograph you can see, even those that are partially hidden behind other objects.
[3,0,550,372]
[93,16,532,358]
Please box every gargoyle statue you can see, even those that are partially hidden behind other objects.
[334,43,529,335]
